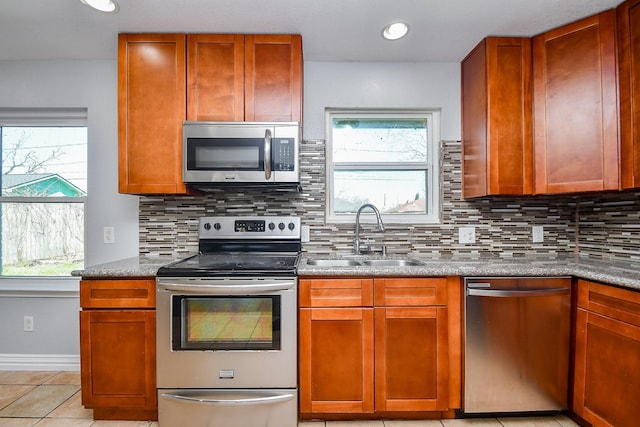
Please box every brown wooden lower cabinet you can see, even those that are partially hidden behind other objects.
[299,306,375,414]
[573,279,640,427]
[299,277,460,418]
[375,305,449,412]
[80,279,157,421]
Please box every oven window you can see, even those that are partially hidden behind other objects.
[172,296,281,351]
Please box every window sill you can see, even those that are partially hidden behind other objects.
[0,277,80,297]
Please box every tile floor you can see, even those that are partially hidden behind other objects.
[0,371,580,427]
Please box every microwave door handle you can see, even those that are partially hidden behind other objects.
[264,128,272,180]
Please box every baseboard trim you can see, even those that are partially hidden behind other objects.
[0,353,80,371]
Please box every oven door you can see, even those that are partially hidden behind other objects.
[156,277,297,389]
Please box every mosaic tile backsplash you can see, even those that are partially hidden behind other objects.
[138,139,599,259]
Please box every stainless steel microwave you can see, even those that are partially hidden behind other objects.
[183,121,300,188]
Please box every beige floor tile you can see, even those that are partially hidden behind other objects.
[384,421,443,426]
[497,417,563,427]
[0,385,79,418]
[44,372,81,386]
[441,419,502,426]
[0,418,39,427]
[299,422,326,426]
[553,415,579,427]
[0,372,58,386]
[47,391,92,419]
[326,421,385,427]
[0,385,36,410]
[33,419,94,427]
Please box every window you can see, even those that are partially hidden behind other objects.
[0,108,87,276]
[326,110,440,223]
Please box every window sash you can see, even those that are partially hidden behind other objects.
[326,109,440,224]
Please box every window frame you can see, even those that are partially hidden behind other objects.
[0,108,87,278]
[325,109,441,224]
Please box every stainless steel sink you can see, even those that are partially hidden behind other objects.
[361,259,423,267]
[306,259,361,267]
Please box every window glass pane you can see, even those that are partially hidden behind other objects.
[2,127,87,197]
[334,170,427,214]
[1,202,84,276]
[332,118,428,163]
[1,122,87,276]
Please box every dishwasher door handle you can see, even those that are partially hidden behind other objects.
[466,287,570,297]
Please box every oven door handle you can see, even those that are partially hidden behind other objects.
[160,391,295,406]
[157,281,295,294]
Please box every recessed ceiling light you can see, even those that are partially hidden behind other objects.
[80,0,120,13]
[382,22,409,40]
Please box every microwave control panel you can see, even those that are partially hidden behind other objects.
[274,138,295,171]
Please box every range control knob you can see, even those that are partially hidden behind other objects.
[278,222,285,231]
[288,222,295,231]
[268,222,276,231]
[213,223,221,231]
[203,222,211,231]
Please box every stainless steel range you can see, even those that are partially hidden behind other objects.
[155,216,300,427]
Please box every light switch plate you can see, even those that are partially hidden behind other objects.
[532,225,544,243]
[301,225,310,243]
[459,226,476,244]
[103,226,115,244]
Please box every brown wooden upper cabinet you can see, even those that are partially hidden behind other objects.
[118,34,188,195]
[617,0,640,189]
[532,10,619,194]
[461,37,533,198]
[187,34,303,122]
[118,33,303,195]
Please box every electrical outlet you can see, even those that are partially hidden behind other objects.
[103,226,115,244]
[23,316,34,332]
[532,225,544,243]
[459,226,476,244]
[301,225,310,243]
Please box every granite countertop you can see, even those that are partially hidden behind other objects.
[298,255,640,291]
[71,255,186,278]
[72,253,640,291]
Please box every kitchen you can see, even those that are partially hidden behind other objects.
[0,0,639,426]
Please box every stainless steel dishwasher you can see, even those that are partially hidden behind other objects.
[464,277,571,414]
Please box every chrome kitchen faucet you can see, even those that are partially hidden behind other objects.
[354,203,385,255]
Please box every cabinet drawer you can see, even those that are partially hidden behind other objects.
[374,278,447,306]
[81,279,156,309]
[577,279,640,327]
[299,278,373,307]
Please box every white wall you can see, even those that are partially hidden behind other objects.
[0,60,139,364]
[303,61,461,141]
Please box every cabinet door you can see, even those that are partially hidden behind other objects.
[245,35,303,122]
[118,34,188,195]
[187,34,245,121]
[532,11,619,194]
[375,306,448,412]
[461,37,533,198]
[618,0,640,189]
[80,310,156,411]
[573,308,640,427]
[299,307,374,414]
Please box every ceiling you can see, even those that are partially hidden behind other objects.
[0,0,622,63]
